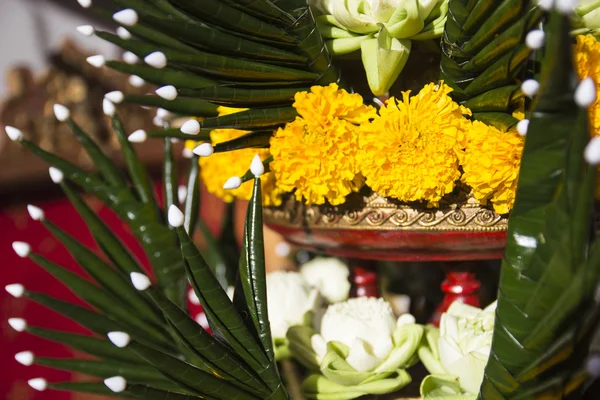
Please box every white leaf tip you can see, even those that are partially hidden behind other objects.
[27,205,45,221]
[223,176,242,190]
[575,77,597,108]
[181,120,200,135]
[5,284,25,298]
[49,167,64,183]
[53,104,70,121]
[113,9,138,26]
[116,27,132,40]
[182,148,194,159]
[12,242,31,258]
[104,376,127,393]
[521,79,540,97]
[8,318,27,332]
[144,51,167,69]
[130,272,152,291]
[250,154,264,177]
[107,331,131,348]
[156,85,178,100]
[128,75,145,87]
[128,129,147,143]
[105,91,124,104]
[77,0,92,8]
[585,136,600,165]
[15,351,34,366]
[5,126,23,141]
[556,0,579,14]
[517,119,530,136]
[28,378,47,391]
[525,30,545,50]
[123,52,139,65]
[86,55,106,68]
[193,143,213,157]
[168,205,185,228]
[103,98,116,117]
[76,25,95,36]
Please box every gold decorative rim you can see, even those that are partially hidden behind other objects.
[264,192,509,232]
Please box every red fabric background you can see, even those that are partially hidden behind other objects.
[1,183,225,399]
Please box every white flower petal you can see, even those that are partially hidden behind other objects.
[346,337,383,372]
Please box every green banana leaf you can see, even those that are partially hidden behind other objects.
[479,8,600,400]
[440,0,543,129]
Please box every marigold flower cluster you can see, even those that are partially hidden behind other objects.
[202,36,600,213]
[269,84,377,205]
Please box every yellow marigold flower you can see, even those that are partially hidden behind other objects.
[575,34,600,197]
[575,35,600,134]
[270,83,377,205]
[186,107,283,206]
[461,121,524,214]
[357,83,471,207]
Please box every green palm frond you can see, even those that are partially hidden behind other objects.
[7,111,288,399]
[441,0,544,130]
[479,7,600,399]
[83,0,338,140]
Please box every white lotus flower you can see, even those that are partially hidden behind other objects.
[311,297,416,372]
[300,257,351,303]
[309,0,449,95]
[267,271,320,339]
[576,0,600,33]
[419,300,497,397]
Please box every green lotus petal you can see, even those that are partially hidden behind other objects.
[420,374,476,400]
[385,0,425,38]
[360,26,411,96]
[317,20,363,39]
[302,370,411,400]
[327,35,372,55]
[287,325,321,371]
[374,324,423,372]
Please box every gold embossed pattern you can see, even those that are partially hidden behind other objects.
[264,192,508,232]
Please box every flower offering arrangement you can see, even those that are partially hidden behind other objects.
[4,0,600,400]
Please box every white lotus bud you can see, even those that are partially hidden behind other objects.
[267,271,320,339]
[435,301,496,394]
[300,257,351,303]
[316,297,396,372]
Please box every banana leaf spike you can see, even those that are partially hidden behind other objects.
[94,6,201,54]
[166,205,270,372]
[33,357,169,383]
[183,154,200,237]
[130,274,269,395]
[239,171,274,362]
[26,326,142,363]
[110,114,156,206]
[163,138,178,216]
[65,117,128,189]
[48,381,132,398]
[38,218,163,326]
[59,181,146,277]
[106,61,217,89]
[24,291,127,335]
[441,0,544,130]
[134,15,307,63]
[121,338,262,400]
[168,0,296,44]
[122,95,220,118]
[213,131,273,153]
[479,7,600,399]
[26,251,169,344]
[222,0,295,26]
